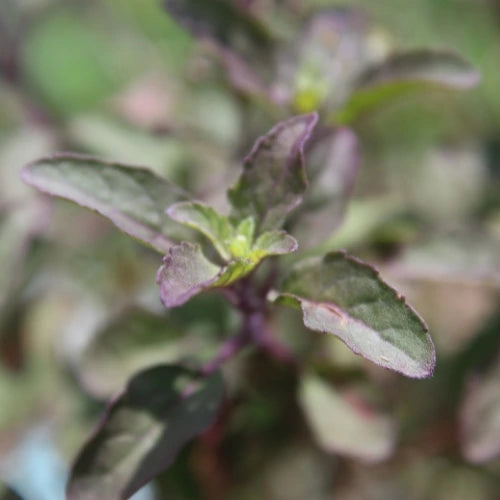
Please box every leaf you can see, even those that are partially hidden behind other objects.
[252,230,298,258]
[167,201,234,260]
[299,375,396,462]
[67,365,224,500]
[228,113,318,231]
[157,233,298,308]
[276,251,435,378]
[164,0,271,51]
[336,50,480,123]
[460,355,500,463]
[21,154,190,253]
[77,307,215,398]
[0,200,48,315]
[292,128,360,247]
[156,242,221,308]
[290,10,370,113]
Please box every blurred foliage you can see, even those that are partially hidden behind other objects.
[0,0,499,498]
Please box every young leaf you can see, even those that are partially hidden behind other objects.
[228,113,318,231]
[157,233,298,308]
[156,241,221,308]
[253,230,298,258]
[299,375,396,462]
[275,251,435,378]
[336,50,480,123]
[21,154,190,253]
[67,365,224,500]
[167,201,234,260]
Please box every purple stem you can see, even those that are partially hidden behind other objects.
[201,329,250,376]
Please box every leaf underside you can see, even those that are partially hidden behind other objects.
[277,251,435,378]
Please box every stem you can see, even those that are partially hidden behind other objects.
[201,273,299,376]
[201,328,250,376]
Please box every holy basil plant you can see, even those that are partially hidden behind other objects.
[22,112,435,499]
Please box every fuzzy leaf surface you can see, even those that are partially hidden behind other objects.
[337,50,480,123]
[67,365,224,500]
[21,154,189,253]
[277,251,435,378]
[228,113,318,231]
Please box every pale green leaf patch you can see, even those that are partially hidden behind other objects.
[299,374,396,462]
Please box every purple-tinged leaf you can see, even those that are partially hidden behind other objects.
[299,375,396,462]
[336,50,480,123]
[293,127,360,247]
[67,365,224,500]
[228,113,318,231]
[275,251,435,378]
[21,154,190,253]
[156,242,221,308]
[157,232,298,308]
[460,355,500,463]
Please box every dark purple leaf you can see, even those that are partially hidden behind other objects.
[228,113,318,231]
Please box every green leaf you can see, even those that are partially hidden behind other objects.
[67,365,224,500]
[252,230,298,259]
[299,375,396,462]
[167,201,234,260]
[276,251,435,378]
[460,355,500,464]
[21,154,190,253]
[228,113,318,231]
[336,50,480,123]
